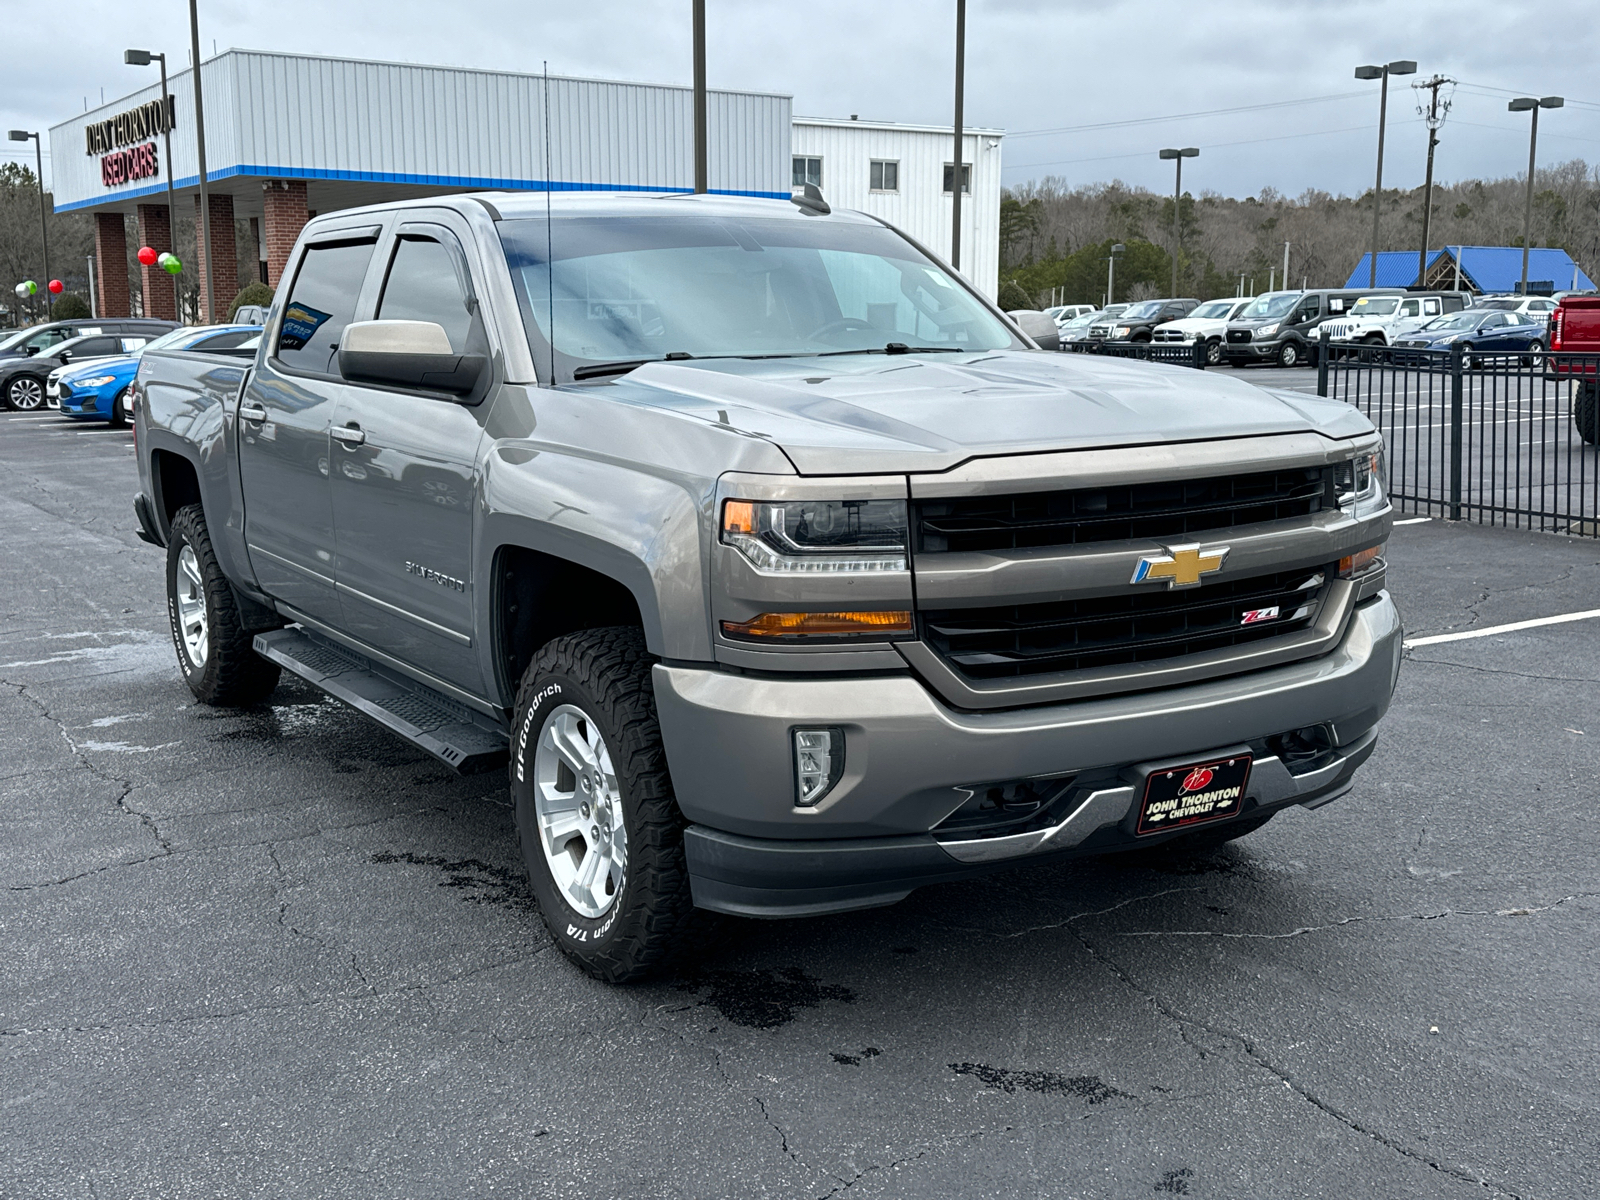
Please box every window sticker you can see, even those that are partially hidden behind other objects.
[279,302,332,352]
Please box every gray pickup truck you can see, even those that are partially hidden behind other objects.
[132,192,1400,981]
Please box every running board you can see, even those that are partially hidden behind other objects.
[253,627,508,774]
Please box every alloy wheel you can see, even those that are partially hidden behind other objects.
[533,704,628,919]
[174,545,209,669]
[8,377,43,411]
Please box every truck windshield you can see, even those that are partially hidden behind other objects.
[1239,292,1300,319]
[1190,300,1235,319]
[1119,301,1165,320]
[499,214,1018,382]
[1351,297,1399,316]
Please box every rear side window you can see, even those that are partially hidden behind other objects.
[276,239,377,374]
[72,337,119,356]
[193,330,255,352]
[376,235,473,352]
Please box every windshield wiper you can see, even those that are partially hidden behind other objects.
[740,344,971,361]
[571,352,696,381]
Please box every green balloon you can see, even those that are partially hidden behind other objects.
[22,280,37,295]
[157,253,182,275]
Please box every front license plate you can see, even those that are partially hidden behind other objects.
[1135,754,1252,836]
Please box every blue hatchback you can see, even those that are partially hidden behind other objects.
[53,324,261,424]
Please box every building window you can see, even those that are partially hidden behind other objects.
[792,156,822,189]
[870,160,899,192]
[942,163,971,195]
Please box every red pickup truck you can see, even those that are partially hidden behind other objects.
[1550,296,1600,442]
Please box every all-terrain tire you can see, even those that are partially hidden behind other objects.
[1576,382,1600,446]
[511,627,710,982]
[166,504,281,705]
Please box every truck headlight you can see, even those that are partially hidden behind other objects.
[1333,448,1387,520]
[1113,325,1132,338]
[721,499,908,574]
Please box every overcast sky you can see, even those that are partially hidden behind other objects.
[6,0,1598,200]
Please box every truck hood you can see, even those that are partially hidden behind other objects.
[1155,317,1225,335]
[599,350,1371,474]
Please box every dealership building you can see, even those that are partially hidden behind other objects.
[49,49,1003,319]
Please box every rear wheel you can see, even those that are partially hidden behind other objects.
[1575,382,1600,446]
[1521,340,1544,368]
[511,627,709,982]
[109,387,130,427]
[6,374,45,411]
[165,504,281,706]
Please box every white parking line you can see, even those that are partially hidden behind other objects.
[1392,517,1433,525]
[1404,608,1600,649]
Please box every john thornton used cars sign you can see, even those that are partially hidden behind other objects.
[84,96,175,188]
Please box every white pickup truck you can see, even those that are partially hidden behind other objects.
[1317,293,1466,346]
[1151,297,1254,365]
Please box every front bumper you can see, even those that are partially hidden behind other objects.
[658,592,1402,916]
[1223,339,1283,360]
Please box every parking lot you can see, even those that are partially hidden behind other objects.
[3,405,1598,1199]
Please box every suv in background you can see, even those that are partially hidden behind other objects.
[1090,298,1200,342]
[1224,288,1404,368]
[1152,297,1253,364]
[1472,295,1559,320]
[1061,304,1126,345]
[0,318,176,363]
[1317,292,1468,347]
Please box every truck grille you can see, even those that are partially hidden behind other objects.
[914,467,1329,555]
[920,564,1332,681]
[1151,330,1189,343]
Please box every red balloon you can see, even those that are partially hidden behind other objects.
[48,279,63,294]
[137,246,158,266]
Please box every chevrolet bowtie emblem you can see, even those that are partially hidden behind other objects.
[1131,544,1229,588]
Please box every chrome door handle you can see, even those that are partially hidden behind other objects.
[238,402,268,422]
[331,425,366,447]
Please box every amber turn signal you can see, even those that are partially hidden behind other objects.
[1338,544,1384,578]
[722,500,756,535]
[721,611,914,639]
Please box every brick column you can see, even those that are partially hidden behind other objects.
[136,203,177,321]
[263,180,308,289]
[195,192,238,323]
[93,213,131,318]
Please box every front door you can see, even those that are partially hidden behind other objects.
[239,234,380,625]
[330,222,489,692]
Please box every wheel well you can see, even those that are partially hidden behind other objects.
[151,449,202,531]
[494,545,644,695]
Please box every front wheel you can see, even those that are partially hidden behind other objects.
[1204,339,1222,366]
[6,374,45,411]
[1277,341,1300,368]
[166,504,281,705]
[109,387,130,427]
[512,627,707,982]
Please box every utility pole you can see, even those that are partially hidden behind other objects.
[1509,96,1564,295]
[692,0,707,194]
[1356,60,1417,287]
[1412,75,1454,287]
[1282,242,1291,291]
[188,0,214,323]
[951,0,965,270]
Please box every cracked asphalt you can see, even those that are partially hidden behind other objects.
[3,408,1598,1199]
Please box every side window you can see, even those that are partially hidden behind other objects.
[72,337,119,356]
[375,235,473,352]
[1401,300,1419,317]
[275,239,378,375]
[1423,299,1440,316]
[1294,299,1320,323]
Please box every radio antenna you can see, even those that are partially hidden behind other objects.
[543,61,556,387]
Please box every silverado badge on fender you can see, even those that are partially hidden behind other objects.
[1131,544,1229,588]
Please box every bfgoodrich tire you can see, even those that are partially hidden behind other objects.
[511,627,707,982]
[165,504,281,705]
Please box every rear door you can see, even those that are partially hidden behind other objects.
[329,216,493,691]
[239,226,383,624]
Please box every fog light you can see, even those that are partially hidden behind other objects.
[793,727,844,807]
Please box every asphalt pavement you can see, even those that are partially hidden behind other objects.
[3,403,1597,1199]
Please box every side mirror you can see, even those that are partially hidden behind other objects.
[338,320,486,396]
[1006,310,1060,351]
[25,345,39,356]
[58,351,71,364]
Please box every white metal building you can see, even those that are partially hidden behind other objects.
[49,49,1003,317]
[791,117,1002,299]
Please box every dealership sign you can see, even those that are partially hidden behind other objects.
[85,96,174,188]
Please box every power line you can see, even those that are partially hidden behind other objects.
[1455,81,1600,111]
[1005,90,1370,139]
[1004,120,1417,174]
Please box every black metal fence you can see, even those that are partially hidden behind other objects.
[1063,340,1207,369]
[1317,340,1600,536]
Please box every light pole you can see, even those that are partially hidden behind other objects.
[1107,242,1124,306]
[951,0,966,270]
[691,0,706,194]
[1355,60,1416,287]
[1509,96,1564,296]
[124,49,182,320]
[1159,147,1198,297]
[188,0,214,322]
[7,130,51,317]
